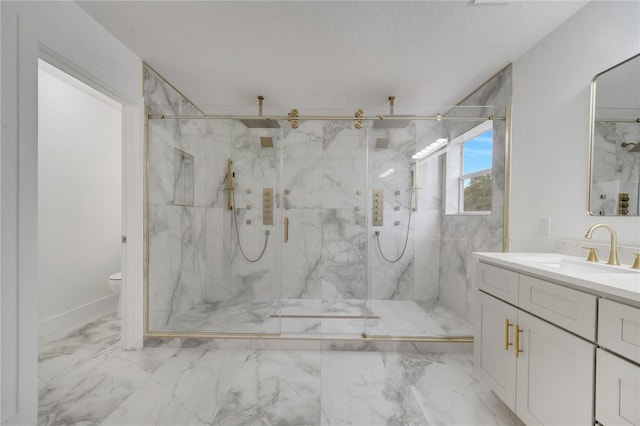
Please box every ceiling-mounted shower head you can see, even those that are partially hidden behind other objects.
[241,96,280,129]
[260,136,274,148]
[373,96,414,129]
[622,142,640,152]
[374,138,390,149]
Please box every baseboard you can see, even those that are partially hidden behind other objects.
[39,294,118,345]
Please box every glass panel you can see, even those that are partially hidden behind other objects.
[280,119,369,337]
[463,129,493,175]
[147,116,282,334]
[366,121,420,338]
[223,124,281,334]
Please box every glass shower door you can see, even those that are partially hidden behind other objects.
[279,119,370,337]
[217,123,283,335]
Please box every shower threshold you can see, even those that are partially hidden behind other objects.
[271,314,381,320]
[148,299,472,342]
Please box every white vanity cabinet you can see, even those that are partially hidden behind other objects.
[596,299,640,426]
[474,253,640,426]
[476,288,595,425]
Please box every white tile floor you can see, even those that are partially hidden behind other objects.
[39,314,523,426]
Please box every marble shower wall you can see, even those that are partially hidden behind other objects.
[146,66,211,329]
[368,123,418,300]
[278,121,369,300]
[591,121,640,216]
[438,65,512,323]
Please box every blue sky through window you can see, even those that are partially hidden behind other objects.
[463,129,493,175]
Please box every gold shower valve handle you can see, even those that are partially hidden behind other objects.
[284,217,289,243]
[632,253,640,270]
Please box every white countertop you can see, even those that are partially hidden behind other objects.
[473,252,640,306]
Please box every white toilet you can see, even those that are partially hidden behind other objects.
[108,272,122,319]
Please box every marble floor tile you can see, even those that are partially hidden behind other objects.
[102,349,249,425]
[39,345,178,426]
[321,351,428,425]
[405,353,524,426]
[417,300,474,336]
[211,350,322,426]
[39,313,519,426]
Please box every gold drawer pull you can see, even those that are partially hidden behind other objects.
[505,319,514,351]
[515,324,524,358]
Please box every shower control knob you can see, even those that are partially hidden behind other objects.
[395,190,401,196]
[355,206,361,211]
[356,190,362,195]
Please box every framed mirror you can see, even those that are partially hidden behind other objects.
[588,53,640,216]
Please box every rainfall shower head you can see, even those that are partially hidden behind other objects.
[241,119,280,129]
[241,96,280,129]
[374,138,390,149]
[260,136,274,148]
[622,142,640,153]
[373,96,414,129]
[373,117,414,129]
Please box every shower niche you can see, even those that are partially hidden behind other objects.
[144,63,511,343]
[173,148,194,206]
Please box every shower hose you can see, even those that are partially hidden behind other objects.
[375,186,414,263]
[231,187,269,263]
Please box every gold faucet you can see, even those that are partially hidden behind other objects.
[584,224,620,266]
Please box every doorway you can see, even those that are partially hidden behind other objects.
[37,59,123,343]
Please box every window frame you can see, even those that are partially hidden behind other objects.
[445,120,494,216]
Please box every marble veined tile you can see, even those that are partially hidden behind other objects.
[38,346,177,426]
[366,300,447,336]
[321,351,428,425]
[212,350,322,426]
[417,300,474,336]
[102,349,249,426]
[406,353,524,425]
[39,313,121,354]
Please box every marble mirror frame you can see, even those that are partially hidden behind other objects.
[588,53,640,216]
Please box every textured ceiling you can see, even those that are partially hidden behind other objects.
[77,1,587,114]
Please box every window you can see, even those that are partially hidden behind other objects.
[445,121,493,215]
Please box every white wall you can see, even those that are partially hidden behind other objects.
[1,2,143,424]
[38,60,122,339]
[511,1,640,253]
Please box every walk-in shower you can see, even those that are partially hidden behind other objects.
[144,62,512,344]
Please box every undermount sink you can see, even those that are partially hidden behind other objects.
[513,254,640,275]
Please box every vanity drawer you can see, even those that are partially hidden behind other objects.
[518,275,597,341]
[596,349,640,426]
[476,262,519,305]
[599,299,640,364]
